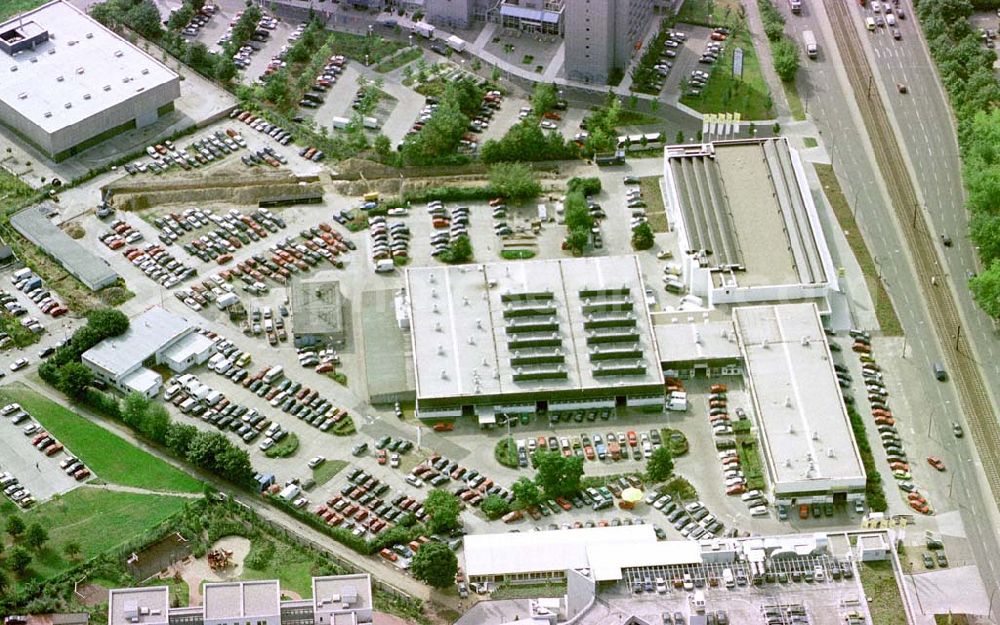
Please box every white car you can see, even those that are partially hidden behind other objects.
[540,120,558,130]
[259,438,275,451]
[308,455,326,469]
[405,474,424,488]
[750,506,768,517]
[10,358,29,371]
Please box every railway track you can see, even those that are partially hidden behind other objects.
[824,0,1000,502]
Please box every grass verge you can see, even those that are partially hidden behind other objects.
[661,428,689,456]
[680,28,774,119]
[0,313,41,350]
[240,538,317,597]
[9,487,187,585]
[734,427,766,491]
[265,432,299,458]
[815,163,903,335]
[803,137,818,148]
[0,385,203,493]
[847,403,888,511]
[495,438,518,468]
[660,475,698,501]
[500,249,536,260]
[640,176,668,233]
[784,79,806,120]
[860,561,908,625]
[492,582,567,600]
[312,459,348,487]
[375,47,422,73]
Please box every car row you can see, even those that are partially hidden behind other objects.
[9,269,67,319]
[410,453,512,506]
[232,110,295,146]
[165,372,278,446]
[428,203,469,259]
[175,2,216,38]
[369,215,410,267]
[122,243,197,288]
[296,345,339,375]
[99,218,144,251]
[217,359,353,434]
[218,7,275,48]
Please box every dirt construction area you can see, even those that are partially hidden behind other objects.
[156,535,256,604]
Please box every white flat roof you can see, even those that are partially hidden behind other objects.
[312,574,372,612]
[653,318,741,364]
[0,0,179,133]
[463,525,656,578]
[161,331,213,363]
[203,581,280,621]
[108,587,169,625]
[407,256,662,401]
[83,306,192,378]
[734,303,865,493]
[587,540,702,582]
[121,367,161,394]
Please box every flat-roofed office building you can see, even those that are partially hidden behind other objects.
[405,256,665,423]
[0,0,180,160]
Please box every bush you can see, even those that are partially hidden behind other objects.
[631,222,655,250]
[480,494,511,520]
[757,0,786,42]
[772,38,801,82]
[567,177,602,196]
[488,163,542,200]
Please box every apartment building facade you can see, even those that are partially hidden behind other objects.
[564,0,654,84]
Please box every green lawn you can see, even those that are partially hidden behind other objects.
[5,487,188,584]
[0,386,203,493]
[680,29,774,120]
[240,540,317,597]
[784,79,806,120]
[676,0,745,28]
[312,459,348,487]
[0,0,46,23]
[815,163,903,335]
[640,177,668,233]
[860,561,908,625]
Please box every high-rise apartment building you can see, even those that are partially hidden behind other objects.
[563,0,654,83]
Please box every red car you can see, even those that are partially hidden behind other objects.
[927,456,946,471]
[555,497,573,511]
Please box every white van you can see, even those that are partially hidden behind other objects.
[262,365,284,384]
[865,17,876,31]
[723,568,735,588]
[10,268,31,284]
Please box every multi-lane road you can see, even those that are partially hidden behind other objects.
[778,0,1000,618]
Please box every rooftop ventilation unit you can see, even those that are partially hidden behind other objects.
[64,102,71,108]
[47,48,55,54]
[68,40,77,46]
[56,75,63,81]
[103,84,111,91]
[85,32,93,39]
[114,50,123,57]
[8,65,15,71]
[43,111,51,117]
[136,86,144,92]
[141,68,149,75]
[29,57,36,63]
[17,93,26,99]
[83,93,91,100]
[76,67,84,74]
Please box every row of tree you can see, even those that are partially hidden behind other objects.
[0,515,53,588]
[912,0,1000,315]
[758,0,800,83]
[399,78,485,166]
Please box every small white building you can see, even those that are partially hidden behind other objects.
[82,306,207,398]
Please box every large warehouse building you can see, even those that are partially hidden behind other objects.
[0,0,181,161]
[405,256,665,423]
[662,138,838,309]
[733,303,866,506]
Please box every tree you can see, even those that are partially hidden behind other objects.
[57,362,93,398]
[531,450,584,498]
[488,162,541,201]
[970,260,1000,318]
[123,392,150,431]
[564,191,593,232]
[231,5,262,47]
[185,42,214,75]
[410,542,458,588]
[511,476,540,507]
[217,445,254,485]
[64,541,82,561]
[567,177,601,196]
[423,489,461,534]
[442,235,473,264]
[646,447,675,482]
[165,423,198,456]
[6,515,25,538]
[631,222,655,250]
[373,134,393,159]
[24,523,48,551]
[141,403,171,444]
[773,38,801,82]
[126,0,165,39]
[531,82,558,115]
[186,431,232,471]
[480,494,511,520]
[167,4,193,30]
[0,569,8,594]
[565,229,590,254]
[7,546,31,575]
[86,309,130,338]
[215,56,238,83]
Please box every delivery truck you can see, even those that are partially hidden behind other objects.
[446,34,466,52]
[803,30,818,58]
[412,22,435,39]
